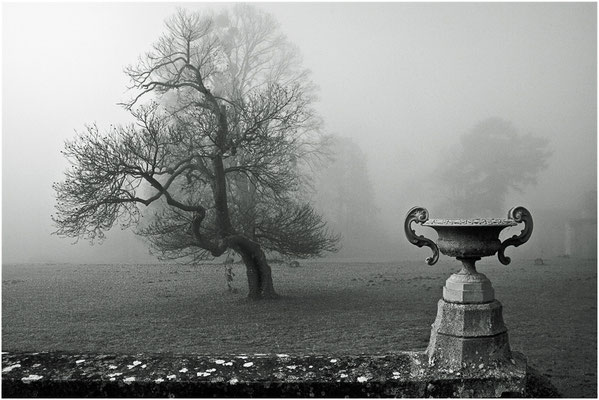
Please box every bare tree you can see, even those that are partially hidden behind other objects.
[53,5,339,300]
[137,180,339,263]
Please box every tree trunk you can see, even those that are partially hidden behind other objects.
[233,238,278,300]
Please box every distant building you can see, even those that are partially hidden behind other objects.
[565,218,597,258]
[513,204,596,260]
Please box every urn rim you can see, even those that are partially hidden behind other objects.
[423,218,517,227]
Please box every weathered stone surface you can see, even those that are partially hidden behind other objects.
[427,331,512,368]
[426,299,511,369]
[1,351,535,398]
[445,279,492,292]
[443,287,495,303]
[433,225,506,259]
[443,272,495,304]
[431,299,508,337]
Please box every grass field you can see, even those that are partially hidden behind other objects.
[2,257,596,397]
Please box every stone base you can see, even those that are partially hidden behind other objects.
[0,351,541,398]
[443,272,495,303]
[428,332,512,368]
[427,299,511,369]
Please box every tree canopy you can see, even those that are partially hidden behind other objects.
[53,5,339,299]
[311,136,393,257]
[434,117,551,217]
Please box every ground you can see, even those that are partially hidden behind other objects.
[2,257,596,397]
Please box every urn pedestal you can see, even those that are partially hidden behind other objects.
[405,207,533,370]
[426,299,511,369]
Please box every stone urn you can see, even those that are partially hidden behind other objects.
[404,206,533,369]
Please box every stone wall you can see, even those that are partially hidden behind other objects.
[2,351,558,398]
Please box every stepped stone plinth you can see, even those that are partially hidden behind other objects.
[442,270,495,303]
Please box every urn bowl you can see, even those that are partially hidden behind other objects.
[423,218,517,259]
[404,206,533,266]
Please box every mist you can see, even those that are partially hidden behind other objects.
[3,2,596,264]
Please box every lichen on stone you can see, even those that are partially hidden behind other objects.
[2,363,21,373]
[21,374,43,383]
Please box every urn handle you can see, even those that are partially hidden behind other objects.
[404,207,439,265]
[498,206,533,265]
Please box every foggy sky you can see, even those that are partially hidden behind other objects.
[2,2,596,263]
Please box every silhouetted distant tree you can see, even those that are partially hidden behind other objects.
[312,136,390,256]
[52,5,339,300]
[434,118,551,216]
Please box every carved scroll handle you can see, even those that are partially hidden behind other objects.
[498,206,533,265]
[404,207,439,265]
